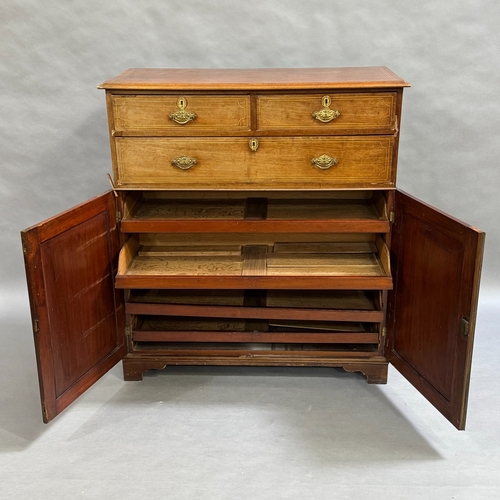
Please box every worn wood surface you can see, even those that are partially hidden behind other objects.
[114,136,394,189]
[257,92,397,133]
[125,302,383,323]
[112,94,251,135]
[387,190,485,430]
[21,192,125,422]
[99,67,409,90]
[120,196,390,233]
[122,355,388,383]
[132,330,379,344]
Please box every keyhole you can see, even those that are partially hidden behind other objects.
[177,97,187,110]
[249,138,259,152]
[322,96,331,108]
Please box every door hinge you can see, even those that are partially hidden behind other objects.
[460,317,470,338]
[116,210,121,224]
[389,211,395,224]
[125,324,132,338]
[381,327,387,337]
[33,318,39,333]
[41,403,48,421]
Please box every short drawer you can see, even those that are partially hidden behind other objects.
[114,136,394,189]
[257,93,397,134]
[111,95,251,135]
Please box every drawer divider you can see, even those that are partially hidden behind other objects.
[242,245,268,276]
[125,302,384,323]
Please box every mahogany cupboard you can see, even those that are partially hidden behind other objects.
[21,68,484,428]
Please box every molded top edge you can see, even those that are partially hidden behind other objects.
[98,67,410,90]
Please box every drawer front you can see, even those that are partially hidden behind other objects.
[115,137,394,189]
[257,93,397,133]
[111,95,251,135]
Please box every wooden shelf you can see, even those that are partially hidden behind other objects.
[131,341,380,356]
[126,289,383,323]
[120,193,390,233]
[116,238,392,290]
[126,301,383,322]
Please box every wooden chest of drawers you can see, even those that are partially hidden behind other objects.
[22,68,484,429]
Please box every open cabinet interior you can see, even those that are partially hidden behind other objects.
[115,189,391,376]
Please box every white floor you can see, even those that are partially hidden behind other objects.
[1,292,499,500]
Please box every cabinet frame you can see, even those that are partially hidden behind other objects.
[21,68,484,428]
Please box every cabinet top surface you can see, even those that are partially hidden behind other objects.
[99,67,409,91]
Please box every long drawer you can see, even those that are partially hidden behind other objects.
[114,136,395,189]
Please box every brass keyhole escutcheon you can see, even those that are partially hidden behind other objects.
[249,138,259,152]
[169,97,197,125]
[312,95,340,123]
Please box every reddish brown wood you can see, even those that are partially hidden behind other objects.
[343,363,388,383]
[99,67,410,91]
[122,355,387,382]
[21,192,126,422]
[125,302,384,323]
[132,330,379,344]
[119,218,390,234]
[115,275,393,290]
[387,190,484,430]
[123,359,167,381]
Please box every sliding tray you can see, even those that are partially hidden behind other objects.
[119,191,390,234]
[116,235,392,290]
[127,289,383,355]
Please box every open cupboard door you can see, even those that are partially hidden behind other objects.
[387,190,484,429]
[21,192,125,422]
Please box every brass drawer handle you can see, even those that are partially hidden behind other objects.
[169,97,197,125]
[311,154,338,170]
[172,156,197,170]
[312,95,340,123]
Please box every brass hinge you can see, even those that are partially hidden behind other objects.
[33,318,39,333]
[389,211,395,224]
[41,403,48,421]
[460,317,470,338]
[116,210,121,224]
[125,324,132,338]
[381,327,387,337]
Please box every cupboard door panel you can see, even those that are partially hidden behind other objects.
[21,192,125,422]
[387,190,484,429]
